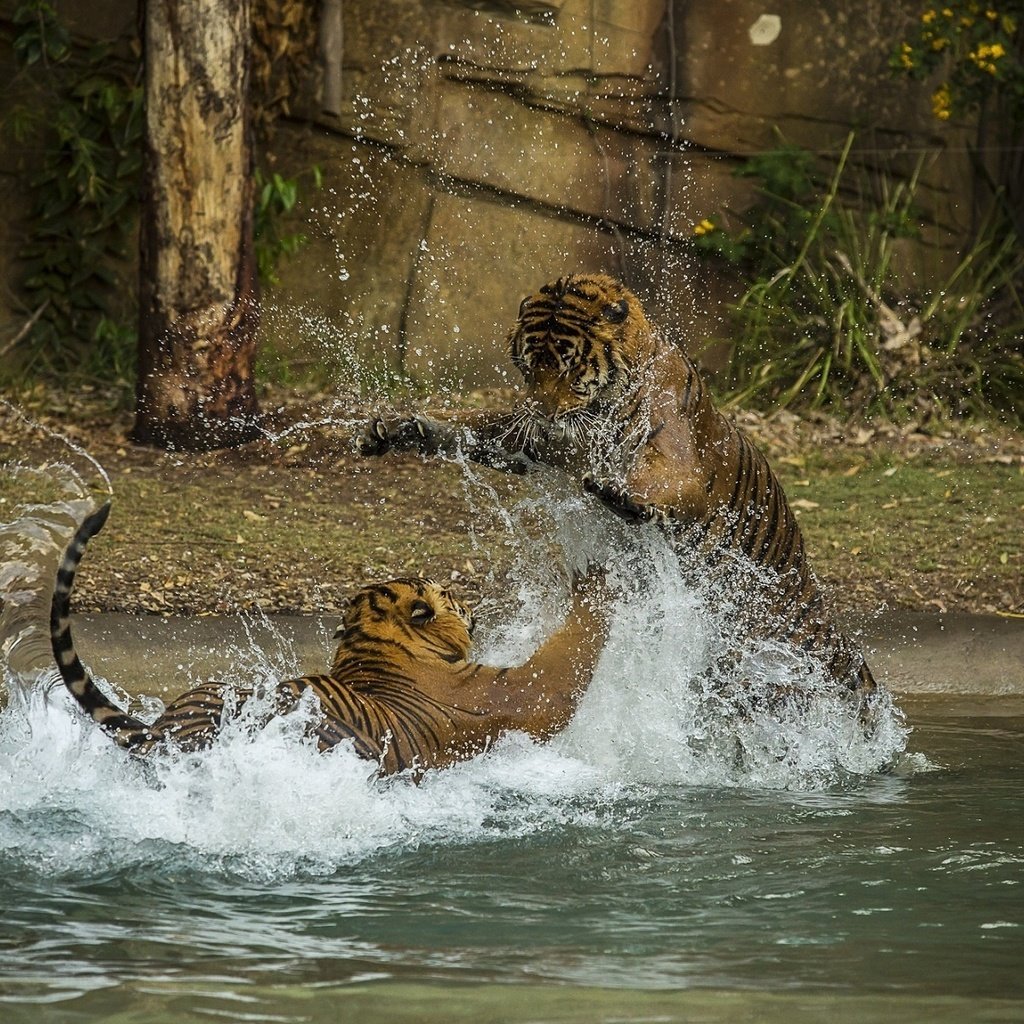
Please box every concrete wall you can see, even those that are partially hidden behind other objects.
[0,1,967,390]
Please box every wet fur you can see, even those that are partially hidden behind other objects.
[360,273,879,718]
[51,503,609,775]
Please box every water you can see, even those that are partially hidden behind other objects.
[0,431,1019,1022]
[0,695,1020,1022]
[1,581,1020,1023]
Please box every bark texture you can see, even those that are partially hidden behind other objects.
[132,0,262,451]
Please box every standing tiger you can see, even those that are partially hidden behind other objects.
[51,502,609,774]
[359,273,881,721]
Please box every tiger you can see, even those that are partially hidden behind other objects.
[358,272,881,722]
[50,501,610,775]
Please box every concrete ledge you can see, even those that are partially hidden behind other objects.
[856,611,1024,698]
[67,610,1024,701]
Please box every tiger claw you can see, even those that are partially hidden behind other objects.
[356,414,440,457]
[413,416,432,443]
[355,417,392,456]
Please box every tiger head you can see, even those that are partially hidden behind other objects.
[331,577,476,669]
[507,273,655,433]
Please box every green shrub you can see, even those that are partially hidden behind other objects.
[6,1,143,382]
[693,134,1024,423]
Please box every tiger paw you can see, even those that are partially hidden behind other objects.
[356,415,435,456]
[356,417,392,455]
[582,475,655,523]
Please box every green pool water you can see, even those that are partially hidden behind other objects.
[1,697,1020,1024]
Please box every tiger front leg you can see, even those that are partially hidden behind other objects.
[583,440,711,530]
[356,408,535,474]
[582,475,658,524]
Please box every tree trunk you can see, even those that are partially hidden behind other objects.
[132,0,262,451]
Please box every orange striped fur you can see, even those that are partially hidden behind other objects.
[361,274,880,721]
[51,503,609,773]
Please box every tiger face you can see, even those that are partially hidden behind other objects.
[507,273,654,431]
[333,578,475,665]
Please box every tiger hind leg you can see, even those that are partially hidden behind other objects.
[149,682,256,753]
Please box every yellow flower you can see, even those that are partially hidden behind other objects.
[932,84,952,120]
[931,36,949,50]
[693,219,716,237]
[986,9,998,20]
[969,43,1004,72]
[942,7,953,16]
[922,9,937,23]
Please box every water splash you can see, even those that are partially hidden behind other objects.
[1,409,908,886]
[0,400,114,683]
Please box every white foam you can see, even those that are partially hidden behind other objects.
[1,456,909,884]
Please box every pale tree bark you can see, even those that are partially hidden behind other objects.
[132,0,262,451]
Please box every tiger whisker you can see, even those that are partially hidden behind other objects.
[498,408,536,452]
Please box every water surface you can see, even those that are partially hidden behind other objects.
[0,456,1019,1023]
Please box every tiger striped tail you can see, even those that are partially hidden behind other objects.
[49,501,160,751]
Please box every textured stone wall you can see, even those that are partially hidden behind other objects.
[273,0,959,389]
[273,0,686,389]
[1,1,962,389]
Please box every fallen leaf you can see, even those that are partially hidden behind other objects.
[791,498,820,511]
[243,510,266,522]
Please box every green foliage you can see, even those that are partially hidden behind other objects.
[694,134,1024,424]
[5,2,319,386]
[893,4,1024,236]
[6,1,143,381]
[11,0,69,65]
[254,165,322,287]
[893,2,1024,123]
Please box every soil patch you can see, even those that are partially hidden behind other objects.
[1,384,1021,621]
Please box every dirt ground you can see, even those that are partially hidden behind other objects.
[1,383,1022,621]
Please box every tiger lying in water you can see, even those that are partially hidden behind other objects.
[51,502,609,774]
[359,272,882,723]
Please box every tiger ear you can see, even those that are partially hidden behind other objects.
[603,299,628,323]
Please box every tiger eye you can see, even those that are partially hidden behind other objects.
[602,300,628,323]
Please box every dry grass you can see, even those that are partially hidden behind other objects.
[1,385,1021,619]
